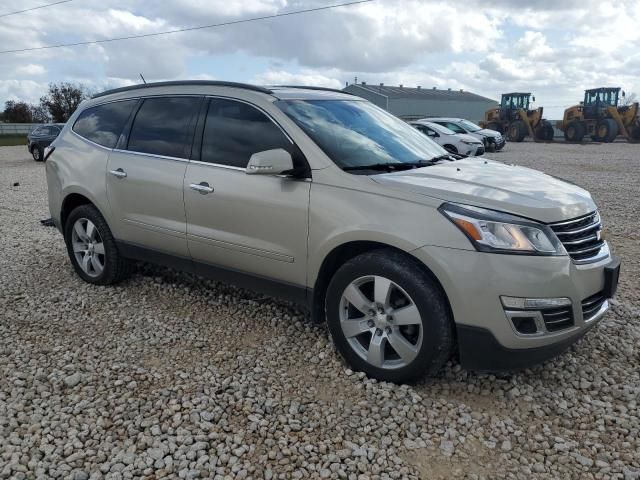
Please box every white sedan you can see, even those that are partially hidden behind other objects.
[410,120,485,156]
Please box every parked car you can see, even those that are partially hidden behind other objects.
[45,81,619,383]
[429,117,506,151]
[27,124,64,161]
[410,120,485,156]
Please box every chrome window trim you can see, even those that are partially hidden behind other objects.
[112,148,190,163]
[188,159,244,171]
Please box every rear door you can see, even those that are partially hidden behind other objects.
[106,96,202,257]
[183,97,310,287]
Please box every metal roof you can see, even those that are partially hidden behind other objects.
[584,87,620,93]
[345,83,496,103]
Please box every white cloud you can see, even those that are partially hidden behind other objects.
[252,70,342,89]
[15,64,47,76]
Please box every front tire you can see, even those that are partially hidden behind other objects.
[325,250,454,383]
[507,121,527,142]
[32,145,44,162]
[64,204,132,285]
[564,121,585,142]
[535,121,555,141]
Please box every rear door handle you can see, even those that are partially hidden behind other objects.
[109,168,127,178]
[189,182,214,194]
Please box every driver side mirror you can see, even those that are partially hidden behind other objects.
[532,95,536,102]
[246,148,294,175]
[427,130,438,137]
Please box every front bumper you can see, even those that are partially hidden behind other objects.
[412,245,618,370]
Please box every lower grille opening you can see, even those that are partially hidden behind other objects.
[582,291,606,320]
[541,307,574,332]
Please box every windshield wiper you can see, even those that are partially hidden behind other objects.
[343,154,462,173]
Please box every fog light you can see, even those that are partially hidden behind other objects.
[511,316,539,335]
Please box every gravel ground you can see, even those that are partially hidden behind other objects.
[1,142,639,480]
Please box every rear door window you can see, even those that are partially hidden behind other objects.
[127,97,200,159]
[200,98,292,168]
[73,100,138,148]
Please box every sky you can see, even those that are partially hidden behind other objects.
[1,0,639,119]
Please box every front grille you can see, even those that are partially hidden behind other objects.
[582,291,606,320]
[541,306,574,332]
[549,211,604,262]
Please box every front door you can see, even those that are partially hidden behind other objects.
[184,97,310,287]
[106,96,202,257]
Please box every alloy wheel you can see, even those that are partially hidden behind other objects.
[71,218,105,277]
[339,275,423,370]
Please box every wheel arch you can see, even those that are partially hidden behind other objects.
[310,240,454,330]
[60,191,109,232]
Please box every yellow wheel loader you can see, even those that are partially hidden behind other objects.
[480,93,554,142]
[557,87,640,143]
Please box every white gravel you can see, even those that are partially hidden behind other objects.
[1,142,639,479]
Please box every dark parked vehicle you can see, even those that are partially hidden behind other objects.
[27,124,64,161]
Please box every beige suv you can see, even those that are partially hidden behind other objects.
[45,81,620,382]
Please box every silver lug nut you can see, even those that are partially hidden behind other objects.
[385,327,392,335]
[367,320,374,328]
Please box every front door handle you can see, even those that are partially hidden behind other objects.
[189,182,214,194]
[109,168,127,178]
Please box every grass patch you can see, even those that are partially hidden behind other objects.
[0,135,27,147]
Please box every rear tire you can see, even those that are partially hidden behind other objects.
[32,145,44,162]
[507,121,527,142]
[564,121,585,142]
[325,249,454,383]
[64,204,132,285]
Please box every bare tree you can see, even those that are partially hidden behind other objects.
[40,82,91,123]
[621,92,637,106]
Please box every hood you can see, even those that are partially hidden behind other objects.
[458,133,483,144]
[476,128,502,139]
[372,158,595,223]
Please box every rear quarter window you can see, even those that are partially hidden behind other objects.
[72,100,138,148]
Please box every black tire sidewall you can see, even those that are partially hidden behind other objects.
[32,145,43,161]
[325,250,452,383]
[64,205,121,285]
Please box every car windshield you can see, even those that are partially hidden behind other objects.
[459,120,482,132]
[276,99,447,170]
[423,122,456,135]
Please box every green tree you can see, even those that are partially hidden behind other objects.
[3,100,34,123]
[40,82,91,123]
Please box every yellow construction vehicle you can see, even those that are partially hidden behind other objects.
[557,87,640,143]
[480,92,554,142]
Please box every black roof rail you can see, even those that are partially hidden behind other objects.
[92,80,273,99]
[271,85,354,96]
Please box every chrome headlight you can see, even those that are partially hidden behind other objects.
[439,203,565,255]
